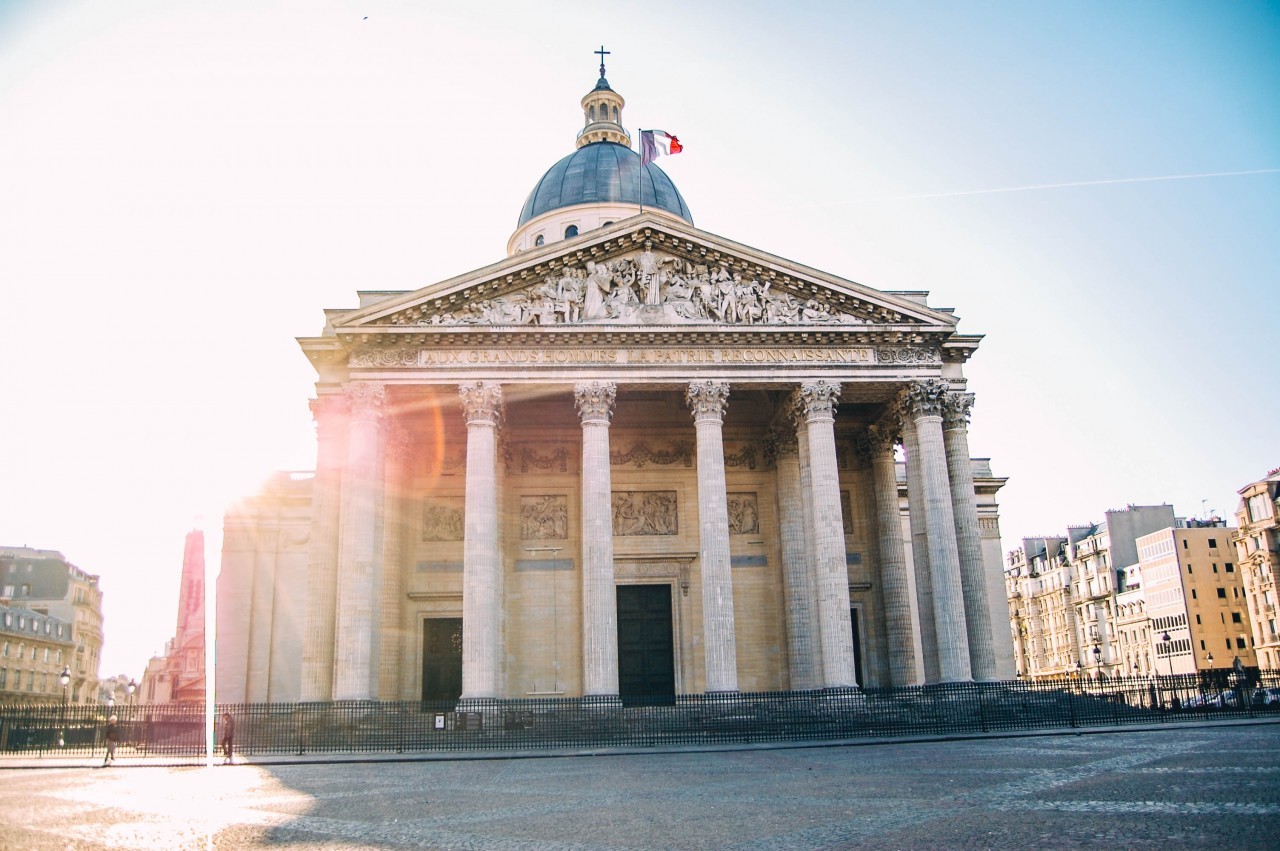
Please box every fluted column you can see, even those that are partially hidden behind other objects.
[301,395,346,701]
[795,381,858,688]
[459,381,503,700]
[378,424,410,699]
[904,380,971,683]
[686,380,738,693]
[768,426,819,690]
[942,392,997,681]
[576,381,619,697]
[868,418,920,686]
[333,383,387,700]
[901,414,940,683]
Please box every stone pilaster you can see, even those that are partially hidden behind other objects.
[904,380,971,683]
[378,423,410,699]
[459,381,503,700]
[767,426,819,690]
[302,395,346,701]
[942,392,997,681]
[575,381,619,697]
[794,381,858,688]
[686,380,738,693]
[868,417,920,686]
[333,382,387,700]
[901,414,940,683]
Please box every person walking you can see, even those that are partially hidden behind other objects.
[102,715,119,767]
[219,712,234,764]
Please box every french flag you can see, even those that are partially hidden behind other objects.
[640,130,683,166]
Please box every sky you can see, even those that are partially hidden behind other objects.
[1,0,1277,679]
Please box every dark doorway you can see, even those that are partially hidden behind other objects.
[850,608,864,687]
[421,617,463,706]
[617,584,676,705]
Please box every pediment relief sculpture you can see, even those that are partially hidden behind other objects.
[391,247,878,328]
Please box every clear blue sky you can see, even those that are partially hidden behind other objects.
[1,0,1277,677]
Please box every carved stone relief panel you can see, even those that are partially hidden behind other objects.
[610,441,694,469]
[520,495,569,540]
[612,491,678,536]
[723,443,759,470]
[505,443,572,475]
[421,447,467,476]
[840,490,853,535]
[422,497,465,541]
[727,493,760,535]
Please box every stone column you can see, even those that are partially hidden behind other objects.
[795,413,825,681]
[904,379,971,683]
[333,383,387,700]
[868,418,920,687]
[942,392,998,682]
[301,395,346,701]
[901,414,940,683]
[795,381,858,689]
[458,381,503,700]
[576,381,619,698]
[378,424,410,700]
[768,426,819,690]
[686,380,738,693]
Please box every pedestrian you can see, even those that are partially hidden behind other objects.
[102,715,119,766]
[219,712,234,764]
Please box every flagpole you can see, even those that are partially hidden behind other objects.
[637,128,645,215]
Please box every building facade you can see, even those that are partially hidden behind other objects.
[1007,505,1259,682]
[139,530,208,704]
[0,604,74,705]
[0,547,103,703]
[1234,468,1280,669]
[216,66,1013,704]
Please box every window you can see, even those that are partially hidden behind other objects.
[1183,540,1189,550]
[589,105,595,121]
[1187,565,1193,574]
[1237,637,1247,649]
[1192,589,1198,600]
[1208,538,1218,548]
[0,668,5,688]
[534,234,544,247]
[1226,562,1235,573]
[612,106,618,122]
[1195,614,1201,624]
[564,225,578,238]
[1232,612,1243,623]
[29,646,35,661]
[1248,493,1273,522]
[13,670,19,689]
[1213,563,1218,573]
[1216,587,1227,599]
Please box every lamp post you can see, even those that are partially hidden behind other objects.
[1160,632,1173,710]
[1092,643,1102,680]
[58,665,70,748]
[127,679,136,707]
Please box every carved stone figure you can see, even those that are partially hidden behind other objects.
[727,493,760,535]
[521,495,568,540]
[423,498,465,541]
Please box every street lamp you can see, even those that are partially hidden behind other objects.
[58,665,70,748]
[127,679,137,709]
[1092,643,1102,679]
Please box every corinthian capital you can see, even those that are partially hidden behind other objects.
[343,383,386,420]
[903,379,946,420]
[866,421,900,457]
[795,380,842,422]
[685,380,730,422]
[574,381,617,425]
[459,381,503,427]
[941,392,976,430]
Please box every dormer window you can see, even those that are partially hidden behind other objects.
[565,225,578,238]
[534,234,545,247]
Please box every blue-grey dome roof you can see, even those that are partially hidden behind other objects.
[517,142,693,227]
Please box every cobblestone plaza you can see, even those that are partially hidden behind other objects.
[2,723,1277,849]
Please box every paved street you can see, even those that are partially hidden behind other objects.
[2,723,1278,849]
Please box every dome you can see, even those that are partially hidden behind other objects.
[517,142,693,227]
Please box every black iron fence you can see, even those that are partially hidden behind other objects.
[3,672,1277,762]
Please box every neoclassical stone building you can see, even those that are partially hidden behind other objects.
[216,65,1012,705]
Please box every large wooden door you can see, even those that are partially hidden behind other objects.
[850,607,864,687]
[617,584,676,705]
[421,617,463,705]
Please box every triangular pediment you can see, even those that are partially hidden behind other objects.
[331,215,958,337]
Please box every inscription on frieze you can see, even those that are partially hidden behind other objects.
[423,498,465,541]
[351,346,876,369]
[612,491,678,536]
